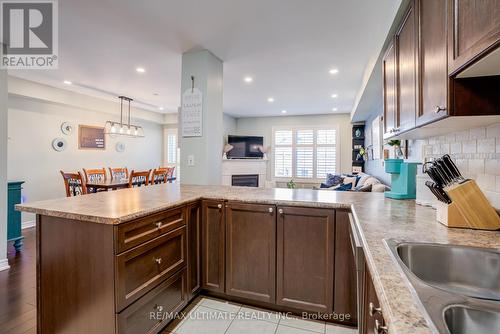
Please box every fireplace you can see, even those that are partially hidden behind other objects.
[231,174,259,187]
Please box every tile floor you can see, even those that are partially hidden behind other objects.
[162,297,356,334]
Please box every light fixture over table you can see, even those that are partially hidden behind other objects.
[104,96,145,138]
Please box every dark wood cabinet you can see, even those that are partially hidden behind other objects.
[201,200,225,293]
[448,0,500,75]
[396,1,417,133]
[334,211,357,326]
[362,264,387,334]
[225,202,276,303]
[383,39,398,138]
[417,0,449,126]
[276,206,335,313]
[187,202,201,298]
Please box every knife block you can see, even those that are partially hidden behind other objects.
[441,180,500,230]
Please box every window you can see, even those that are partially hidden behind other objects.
[164,128,180,179]
[273,127,338,180]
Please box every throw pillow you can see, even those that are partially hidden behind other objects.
[355,173,371,190]
[356,184,372,192]
[363,176,381,187]
[324,174,343,187]
[335,183,353,191]
[343,176,357,188]
[371,183,387,192]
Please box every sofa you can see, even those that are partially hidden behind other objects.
[315,172,389,192]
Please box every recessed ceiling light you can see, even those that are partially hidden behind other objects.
[329,68,339,75]
[331,94,338,98]
[63,80,72,85]
[332,107,338,112]
[281,110,287,114]
[136,67,146,73]
[244,76,253,83]
[153,93,159,96]
[267,97,275,103]
[158,106,164,111]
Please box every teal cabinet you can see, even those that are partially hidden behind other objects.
[8,181,25,251]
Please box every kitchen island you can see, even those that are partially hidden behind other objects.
[17,184,500,334]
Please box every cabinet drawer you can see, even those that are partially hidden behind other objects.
[116,226,187,311]
[117,268,187,334]
[115,207,185,254]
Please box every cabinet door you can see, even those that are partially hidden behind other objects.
[362,264,386,334]
[334,211,357,326]
[226,202,276,303]
[187,202,201,298]
[448,0,500,75]
[396,2,417,134]
[202,200,225,293]
[276,206,335,313]
[417,0,448,126]
[383,40,398,138]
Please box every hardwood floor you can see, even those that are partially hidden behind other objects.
[0,228,36,334]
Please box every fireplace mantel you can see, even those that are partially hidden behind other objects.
[221,158,268,187]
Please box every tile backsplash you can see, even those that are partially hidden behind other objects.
[418,123,500,209]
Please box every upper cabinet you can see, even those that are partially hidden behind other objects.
[396,1,418,133]
[383,40,398,138]
[448,0,500,75]
[417,0,448,126]
[382,0,500,138]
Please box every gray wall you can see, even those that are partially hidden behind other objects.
[179,50,223,185]
[0,68,7,269]
[223,113,236,141]
[235,114,352,181]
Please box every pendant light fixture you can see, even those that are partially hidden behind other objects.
[104,96,145,138]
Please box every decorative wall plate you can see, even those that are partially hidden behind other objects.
[115,142,125,153]
[61,122,73,135]
[52,138,67,152]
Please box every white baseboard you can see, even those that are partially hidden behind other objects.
[0,259,10,272]
[22,220,36,230]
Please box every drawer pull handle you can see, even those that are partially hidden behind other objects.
[155,257,162,265]
[278,208,284,215]
[217,204,223,210]
[374,319,388,334]
[369,302,382,317]
[154,304,163,312]
[268,207,273,213]
[155,222,163,229]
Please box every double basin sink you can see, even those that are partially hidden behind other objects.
[386,240,500,333]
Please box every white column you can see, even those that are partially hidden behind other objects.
[179,50,223,185]
[0,62,9,271]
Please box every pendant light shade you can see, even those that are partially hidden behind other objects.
[104,96,145,138]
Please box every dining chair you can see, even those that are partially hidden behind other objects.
[166,166,176,182]
[150,168,169,185]
[109,167,129,180]
[158,166,176,183]
[83,168,107,182]
[60,171,87,197]
[128,170,151,188]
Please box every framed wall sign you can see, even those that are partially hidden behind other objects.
[78,125,106,150]
[181,87,203,137]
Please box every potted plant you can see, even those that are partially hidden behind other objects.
[387,140,404,159]
[287,179,297,189]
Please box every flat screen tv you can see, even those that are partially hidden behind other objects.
[227,135,264,159]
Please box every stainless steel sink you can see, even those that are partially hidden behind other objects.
[396,242,500,301]
[386,239,500,333]
[444,306,500,334]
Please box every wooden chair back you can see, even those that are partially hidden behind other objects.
[158,166,175,182]
[109,167,129,180]
[83,168,107,183]
[150,168,169,185]
[128,170,151,188]
[60,171,87,197]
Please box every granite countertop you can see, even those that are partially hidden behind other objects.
[17,184,500,334]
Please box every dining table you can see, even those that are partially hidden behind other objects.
[86,179,129,192]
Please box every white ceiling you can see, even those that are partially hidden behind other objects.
[9,0,400,117]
